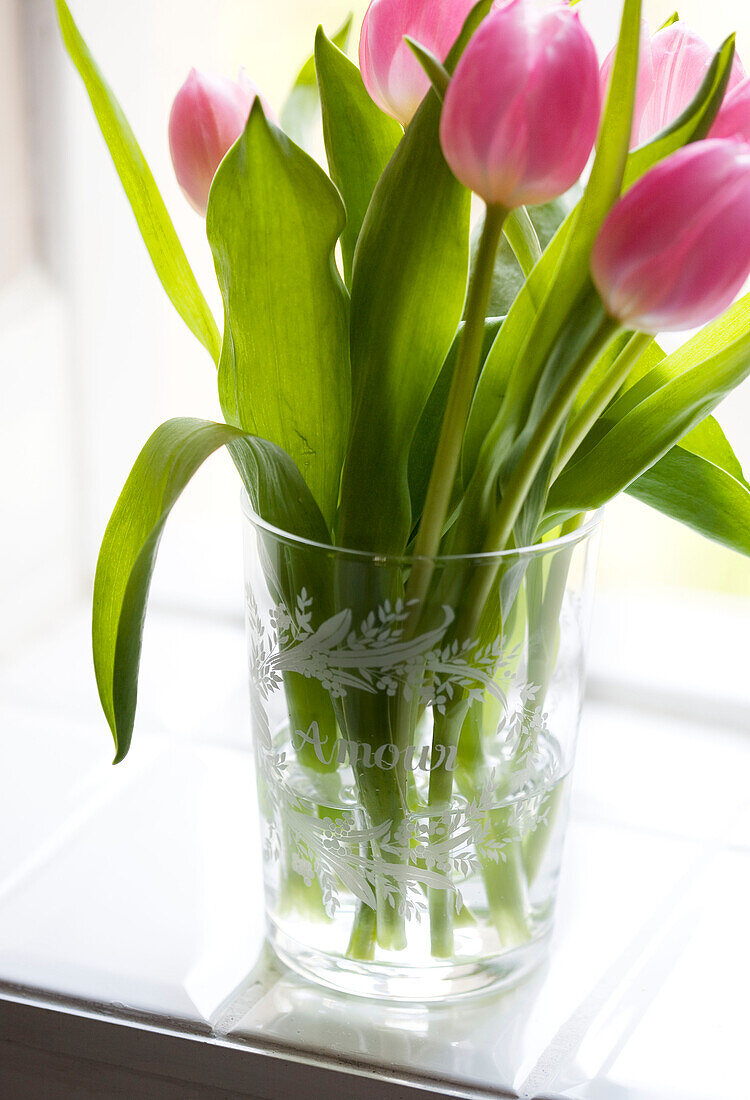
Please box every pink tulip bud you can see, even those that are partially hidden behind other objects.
[168,68,268,215]
[359,0,476,125]
[599,19,656,147]
[439,0,600,208]
[591,139,750,333]
[601,21,746,149]
[710,78,750,142]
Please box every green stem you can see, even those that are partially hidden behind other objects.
[427,725,464,957]
[407,204,508,618]
[485,314,620,560]
[526,513,585,697]
[481,825,532,946]
[553,331,654,480]
[347,901,377,960]
[523,780,566,884]
[504,207,542,278]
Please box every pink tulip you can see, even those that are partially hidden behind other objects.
[591,139,750,333]
[168,68,269,215]
[359,0,476,126]
[599,19,656,146]
[600,21,746,148]
[710,78,750,142]
[439,0,600,208]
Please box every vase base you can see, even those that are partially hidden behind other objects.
[267,920,550,1002]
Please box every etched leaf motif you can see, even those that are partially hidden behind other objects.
[246,586,558,916]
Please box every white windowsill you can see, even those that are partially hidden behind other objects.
[1,599,749,1098]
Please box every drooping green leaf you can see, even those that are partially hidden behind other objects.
[462,27,736,482]
[55,0,221,364]
[626,446,750,557]
[279,15,352,147]
[93,417,329,762]
[679,416,748,486]
[547,327,750,516]
[336,0,492,554]
[315,27,402,285]
[208,101,350,529]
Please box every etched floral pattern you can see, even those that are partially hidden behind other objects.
[247,587,561,919]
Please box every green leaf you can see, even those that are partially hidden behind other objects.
[627,446,750,557]
[480,199,569,318]
[208,101,350,529]
[404,38,451,98]
[624,34,736,187]
[408,317,504,528]
[679,416,748,486]
[279,15,352,147]
[547,325,750,516]
[55,0,221,364]
[93,417,329,762]
[604,291,750,427]
[315,27,402,285]
[336,0,492,553]
[659,12,680,29]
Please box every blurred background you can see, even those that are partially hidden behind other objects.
[1,0,748,713]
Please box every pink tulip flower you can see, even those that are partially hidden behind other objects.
[169,68,269,215]
[439,0,600,208]
[600,21,747,148]
[591,139,750,333]
[711,78,750,142]
[359,0,476,126]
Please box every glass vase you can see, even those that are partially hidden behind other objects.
[242,497,602,1001]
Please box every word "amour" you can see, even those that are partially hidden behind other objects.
[291,723,458,773]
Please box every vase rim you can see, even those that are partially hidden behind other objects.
[241,492,603,564]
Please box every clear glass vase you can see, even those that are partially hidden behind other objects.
[242,498,602,1001]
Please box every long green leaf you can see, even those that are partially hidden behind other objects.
[627,446,750,557]
[208,102,350,529]
[547,329,750,515]
[336,0,491,553]
[55,0,221,363]
[315,28,402,285]
[603,292,750,429]
[93,417,329,762]
[679,416,748,486]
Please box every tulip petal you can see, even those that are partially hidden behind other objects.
[359,0,476,124]
[592,139,750,333]
[440,0,600,207]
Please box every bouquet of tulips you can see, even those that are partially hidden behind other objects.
[58,0,750,969]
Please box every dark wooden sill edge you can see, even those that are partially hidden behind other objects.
[0,985,521,1100]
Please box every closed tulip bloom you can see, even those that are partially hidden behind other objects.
[601,21,746,148]
[710,78,750,142]
[359,0,476,125]
[599,19,656,145]
[439,0,600,208]
[591,140,750,333]
[169,68,268,214]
